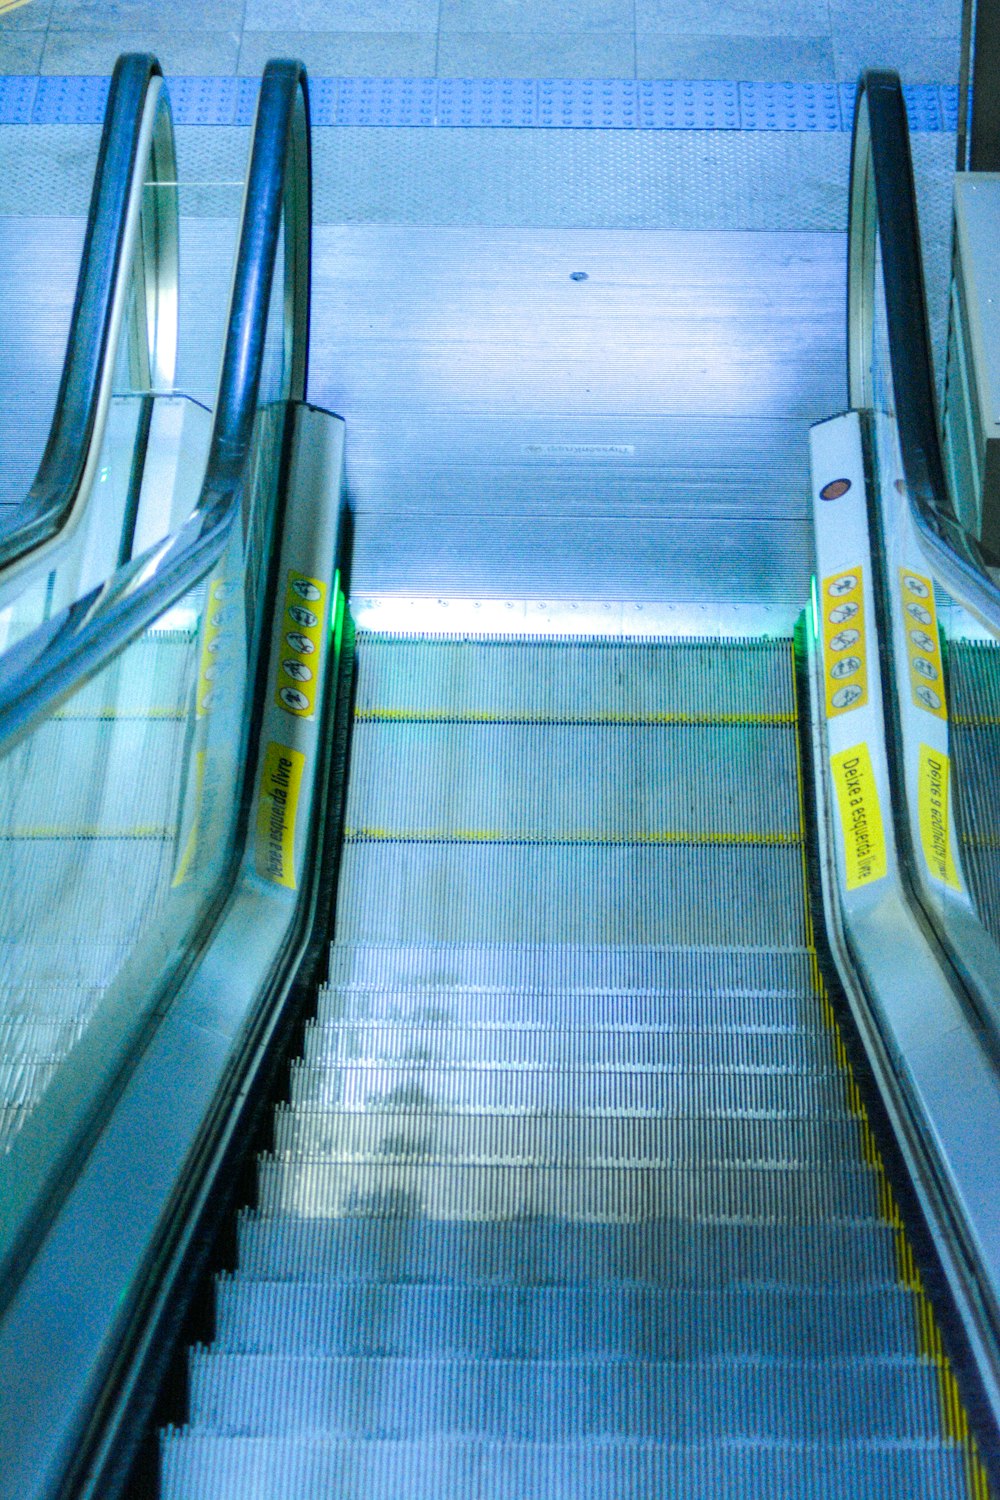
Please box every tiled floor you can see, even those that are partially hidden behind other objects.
[0,0,963,83]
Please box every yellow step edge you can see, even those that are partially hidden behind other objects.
[354,709,796,725]
[52,708,186,721]
[343,828,802,846]
[1,827,176,840]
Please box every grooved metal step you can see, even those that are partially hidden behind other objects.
[317,983,824,1028]
[324,943,819,993]
[335,842,809,948]
[297,1020,838,1068]
[185,1353,946,1441]
[272,1110,866,1166]
[234,1217,906,1287]
[212,1281,918,1360]
[160,1432,973,1500]
[256,1156,881,1221]
[352,637,795,721]
[286,1065,852,1115]
[343,720,801,840]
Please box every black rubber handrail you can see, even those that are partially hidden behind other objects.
[0,59,311,755]
[0,54,178,574]
[848,69,1000,629]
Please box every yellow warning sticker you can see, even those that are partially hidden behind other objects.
[255,742,305,889]
[918,744,961,890]
[830,743,888,889]
[275,571,327,720]
[899,570,946,719]
[821,566,868,717]
[196,577,231,719]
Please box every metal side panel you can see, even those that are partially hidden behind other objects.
[809,409,1000,1431]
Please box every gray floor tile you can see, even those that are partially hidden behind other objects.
[245,0,439,32]
[0,0,54,30]
[239,31,437,76]
[0,30,44,71]
[833,31,961,83]
[437,31,636,77]
[637,0,830,38]
[42,30,241,75]
[637,34,836,80]
[830,0,960,38]
[48,0,243,30]
[439,0,633,35]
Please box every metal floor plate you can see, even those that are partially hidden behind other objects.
[308,224,840,612]
[0,126,954,615]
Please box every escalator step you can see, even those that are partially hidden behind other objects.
[334,841,809,947]
[352,635,795,722]
[255,1157,881,1221]
[343,721,800,842]
[317,983,824,1028]
[234,1216,906,1287]
[160,1433,973,1500]
[161,633,987,1496]
[184,1353,947,1442]
[211,1281,919,1359]
[324,941,818,993]
[298,1019,836,1066]
[272,1110,866,1165]
[287,1065,852,1114]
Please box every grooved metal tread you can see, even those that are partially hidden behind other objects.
[185,1352,950,1439]
[160,1432,972,1500]
[233,1216,908,1285]
[255,1157,883,1222]
[211,1281,919,1359]
[323,941,819,991]
[271,1112,868,1166]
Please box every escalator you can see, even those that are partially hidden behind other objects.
[158,630,989,1496]
[2,58,1000,1500]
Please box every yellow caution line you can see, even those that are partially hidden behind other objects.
[0,0,34,14]
[52,708,186,721]
[355,709,796,725]
[1,827,176,840]
[344,828,802,846]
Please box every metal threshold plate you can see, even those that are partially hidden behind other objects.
[308,226,845,619]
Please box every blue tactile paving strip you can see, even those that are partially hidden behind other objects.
[0,75,960,131]
[0,73,34,124]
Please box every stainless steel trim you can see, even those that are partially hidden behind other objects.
[803,621,1000,1456]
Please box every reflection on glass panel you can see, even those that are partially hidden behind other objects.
[937,603,1000,947]
[0,294,292,1238]
[0,603,201,1153]
[869,227,1000,972]
[0,398,146,659]
[0,107,299,1262]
